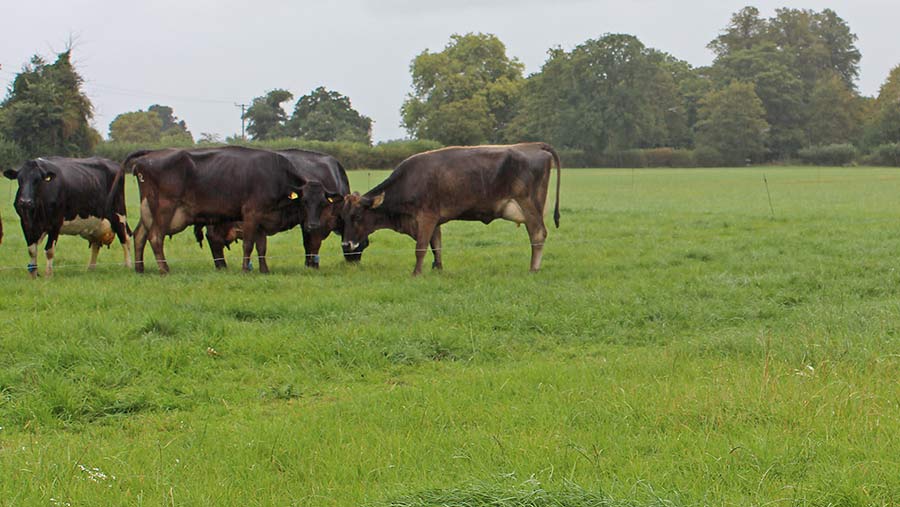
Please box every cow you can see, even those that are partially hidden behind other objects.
[339,142,561,276]
[191,148,366,269]
[124,145,317,274]
[3,157,132,278]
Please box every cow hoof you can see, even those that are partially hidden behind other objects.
[432,262,443,271]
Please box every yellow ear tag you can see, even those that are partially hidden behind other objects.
[289,191,299,200]
[327,197,335,203]
[44,175,52,182]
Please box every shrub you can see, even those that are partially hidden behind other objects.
[797,144,858,166]
[0,136,26,170]
[643,147,675,167]
[93,138,444,170]
[669,149,697,168]
[557,149,591,168]
[93,139,194,164]
[693,146,724,167]
[869,143,900,167]
[597,150,647,168]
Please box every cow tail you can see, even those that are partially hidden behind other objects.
[193,225,205,248]
[541,143,562,228]
[105,162,127,219]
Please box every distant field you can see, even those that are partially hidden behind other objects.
[0,167,898,506]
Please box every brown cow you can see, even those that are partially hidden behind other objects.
[340,142,561,275]
[192,148,366,269]
[124,146,310,274]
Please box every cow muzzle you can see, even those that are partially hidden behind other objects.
[342,240,360,251]
[17,198,35,210]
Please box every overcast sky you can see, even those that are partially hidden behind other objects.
[3,0,897,143]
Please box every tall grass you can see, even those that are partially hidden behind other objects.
[0,168,898,506]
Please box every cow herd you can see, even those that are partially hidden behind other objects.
[0,142,561,278]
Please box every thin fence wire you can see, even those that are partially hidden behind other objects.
[0,238,596,273]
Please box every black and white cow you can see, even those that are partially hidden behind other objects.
[3,157,132,278]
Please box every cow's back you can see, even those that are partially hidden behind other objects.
[48,157,117,217]
[277,149,349,195]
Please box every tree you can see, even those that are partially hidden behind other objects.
[868,65,900,145]
[286,87,372,144]
[711,43,806,158]
[707,7,862,159]
[197,132,222,144]
[109,110,163,143]
[708,6,768,57]
[148,104,193,142]
[806,72,864,145]
[0,50,99,157]
[695,81,769,165]
[401,33,524,145]
[245,89,293,140]
[511,34,689,154]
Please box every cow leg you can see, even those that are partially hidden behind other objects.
[111,211,132,268]
[26,234,45,279]
[208,235,228,269]
[121,236,133,268]
[44,233,59,278]
[413,218,438,276]
[524,214,548,272]
[119,221,133,269]
[302,229,323,269]
[133,222,148,274]
[147,225,170,274]
[430,225,443,270]
[88,242,101,270]
[240,222,258,273]
[255,234,269,274]
[147,201,182,274]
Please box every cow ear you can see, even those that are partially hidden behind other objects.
[3,169,18,180]
[369,193,385,209]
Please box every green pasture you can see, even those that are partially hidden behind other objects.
[0,167,898,506]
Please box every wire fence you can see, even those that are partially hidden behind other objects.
[0,237,596,273]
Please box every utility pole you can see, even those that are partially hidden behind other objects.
[235,103,247,140]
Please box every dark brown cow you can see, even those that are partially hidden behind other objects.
[192,148,366,269]
[340,142,561,275]
[3,157,131,277]
[124,146,310,274]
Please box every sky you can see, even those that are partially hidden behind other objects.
[2,0,897,143]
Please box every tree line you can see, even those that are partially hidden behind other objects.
[1,6,899,169]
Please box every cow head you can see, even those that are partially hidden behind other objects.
[4,160,60,219]
[293,181,343,233]
[339,192,382,258]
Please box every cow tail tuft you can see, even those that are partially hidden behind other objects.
[541,143,561,228]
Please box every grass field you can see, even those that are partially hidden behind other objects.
[0,167,898,506]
